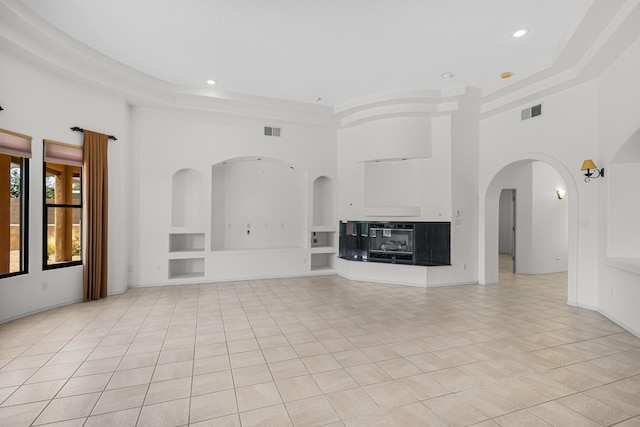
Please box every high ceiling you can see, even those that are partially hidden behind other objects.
[19,0,589,106]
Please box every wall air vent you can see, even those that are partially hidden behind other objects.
[264,126,282,137]
[521,104,542,121]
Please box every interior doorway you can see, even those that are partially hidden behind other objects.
[499,189,516,273]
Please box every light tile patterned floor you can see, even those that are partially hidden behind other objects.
[1,258,640,426]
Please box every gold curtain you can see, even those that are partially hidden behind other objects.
[83,130,108,300]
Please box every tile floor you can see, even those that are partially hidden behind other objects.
[1,257,640,426]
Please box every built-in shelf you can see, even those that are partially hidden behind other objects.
[169,258,204,280]
[311,246,336,254]
[169,233,205,252]
[311,253,335,271]
[311,230,336,249]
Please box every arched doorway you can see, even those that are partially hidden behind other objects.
[479,154,580,306]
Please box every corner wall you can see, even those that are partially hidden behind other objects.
[0,51,130,323]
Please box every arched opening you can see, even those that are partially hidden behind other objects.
[480,154,580,306]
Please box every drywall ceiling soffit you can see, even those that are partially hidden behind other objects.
[4,0,639,114]
[13,0,588,104]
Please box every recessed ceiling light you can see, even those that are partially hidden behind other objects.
[206,79,217,85]
[440,71,456,80]
[512,29,528,38]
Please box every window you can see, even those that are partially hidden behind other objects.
[43,140,83,269]
[0,129,31,278]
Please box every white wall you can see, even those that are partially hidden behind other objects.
[0,50,129,322]
[597,36,640,335]
[531,162,569,273]
[129,106,336,287]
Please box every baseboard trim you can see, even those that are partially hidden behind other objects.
[1,298,83,324]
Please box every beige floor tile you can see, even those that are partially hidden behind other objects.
[429,367,481,392]
[363,380,416,409]
[397,373,450,400]
[25,363,79,384]
[152,360,194,381]
[302,354,342,373]
[193,355,228,375]
[423,394,488,427]
[342,409,396,426]
[137,398,189,427]
[2,379,65,406]
[73,356,122,377]
[84,407,140,427]
[235,381,283,412]
[194,342,227,359]
[459,386,521,418]
[313,369,359,393]
[232,363,273,387]
[57,373,112,398]
[527,400,601,427]
[91,384,147,415]
[229,350,265,369]
[293,341,329,357]
[558,392,630,425]
[35,392,101,425]
[326,388,380,420]
[192,370,233,396]
[286,395,340,426]
[333,349,372,368]
[263,345,298,363]
[117,352,159,370]
[406,352,451,372]
[585,385,640,416]
[376,358,421,379]
[106,366,154,390]
[190,389,237,423]
[145,376,191,405]
[239,403,292,427]
[360,345,401,362]
[346,363,392,386]
[189,413,241,427]
[257,334,289,349]
[269,358,309,380]
[276,374,322,402]
[0,401,48,426]
[493,409,552,427]
[388,402,448,427]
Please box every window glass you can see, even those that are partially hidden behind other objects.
[1,153,29,277]
[44,163,82,268]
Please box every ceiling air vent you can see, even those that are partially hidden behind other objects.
[264,126,282,137]
[521,104,542,121]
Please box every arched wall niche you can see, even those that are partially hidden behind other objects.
[312,176,334,227]
[479,153,579,304]
[608,128,640,257]
[211,156,306,251]
[171,168,203,227]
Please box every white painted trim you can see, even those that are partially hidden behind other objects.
[598,307,640,339]
[1,298,83,324]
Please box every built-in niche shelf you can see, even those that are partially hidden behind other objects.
[310,253,335,272]
[169,233,205,252]
[310,229,336,252]
[168,258,204,280]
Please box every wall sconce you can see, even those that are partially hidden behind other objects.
[556,188,566,199]
[581,159,604,182]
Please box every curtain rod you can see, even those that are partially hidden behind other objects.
[70,126,117,141]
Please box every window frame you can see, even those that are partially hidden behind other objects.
[1,155,29,279]
[42,142,83,270]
